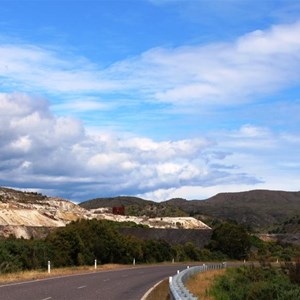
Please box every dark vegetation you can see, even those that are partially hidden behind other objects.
[209,223,251,260]
[269,215,300,234]
[79,196,152,210]
[0,220,299,274]
[119,228,212,248]
[167,190,300,229]
[0,219,224,274]
[210,262,300,299]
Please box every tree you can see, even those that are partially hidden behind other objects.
[209,223,251,259]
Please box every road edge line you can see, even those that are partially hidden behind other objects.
[140,279,165,300]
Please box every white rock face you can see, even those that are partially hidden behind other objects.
[90,212,211,229]
[0,197,88,227]
[0,209,65,227]
[0,188,211,238]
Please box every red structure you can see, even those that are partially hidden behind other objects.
[112,206,125,215]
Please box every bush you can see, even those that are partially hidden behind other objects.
[209,223,251,259]
[0,238,51,273]
[210,264,300,300]
[1,219,218,272]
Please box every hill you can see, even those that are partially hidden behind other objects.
[2,187,300,236]
[79,196,152,209]
[79,196,187,217]
[80,190,300,230]
[0,188,208,239]
[164,190,300,229]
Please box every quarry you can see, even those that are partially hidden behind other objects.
[0,188,210,239]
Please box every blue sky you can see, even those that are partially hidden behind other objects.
[0,0,300,201]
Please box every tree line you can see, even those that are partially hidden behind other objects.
[0,220,299,274]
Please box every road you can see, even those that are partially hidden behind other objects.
[0,264,188,300]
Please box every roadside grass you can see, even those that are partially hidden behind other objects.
[145,278,170,300]
[185,269,226,300]
[0,264,128,284]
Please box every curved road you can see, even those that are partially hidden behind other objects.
[0,264,188,300]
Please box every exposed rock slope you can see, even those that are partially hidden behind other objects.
[90,211,210,229]
[0,187,88,238]
[0,187,210,238]
[0,187,87,227]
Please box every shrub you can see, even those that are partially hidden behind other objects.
[210,264,300,300]
[209,223,251,259]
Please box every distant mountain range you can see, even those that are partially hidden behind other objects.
[80,190,300,230]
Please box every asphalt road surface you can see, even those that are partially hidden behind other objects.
[0,264,188,300]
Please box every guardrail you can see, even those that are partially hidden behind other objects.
[169,263,227,300]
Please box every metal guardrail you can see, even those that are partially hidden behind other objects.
[169,263,227,300]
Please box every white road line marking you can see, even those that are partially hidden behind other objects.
[77,285,87,289]
[0,265,150,288]
[141,280,164,300]
[41,297,52,300]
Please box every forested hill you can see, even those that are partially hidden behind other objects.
[79,196,187,217]
[166,190,300,227]
[80,190,300,229]
[79,196,153,209]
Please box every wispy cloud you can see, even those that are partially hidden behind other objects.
[0,44,117,95]
[108,21,300,108]
[2,21,300,111]
[52,98,113,113]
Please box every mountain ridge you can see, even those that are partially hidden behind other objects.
[1,186,300,232]
[80,189,300,229]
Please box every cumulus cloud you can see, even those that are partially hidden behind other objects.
[138,123,300,201]
[0,93,262,200]
[1,21,300,200]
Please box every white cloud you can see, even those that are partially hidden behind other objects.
[10,135,32,152]
[1,21,300,201]
[52,99,112,113]
[0,93,263,200]
[106,21,300,108]
[2,21,300,112]
[0,44,117,94]
[237,24,300,54]
[237,125,270,138]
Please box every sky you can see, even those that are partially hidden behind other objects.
[0,0,300,202]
